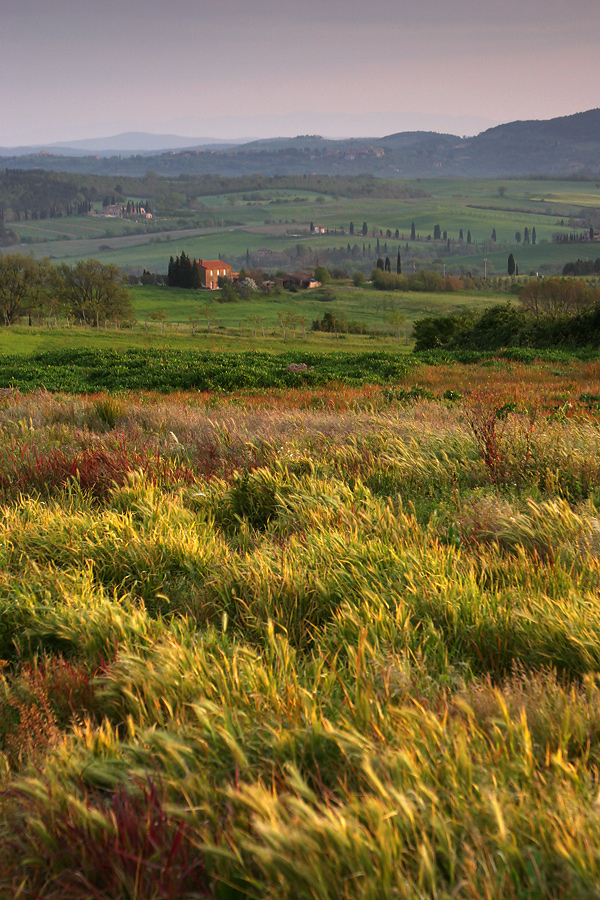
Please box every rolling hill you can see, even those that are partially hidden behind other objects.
[1,109,599,179]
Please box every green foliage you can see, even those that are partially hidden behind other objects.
[313,265,330,284]
[167,251,201,289]
[0,254,51,324]
[54,259,132,325]
[413,299,600,351]
[0,348,412,392]
[563,258,600,276]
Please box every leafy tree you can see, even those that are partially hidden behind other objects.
[55,259,132,326]
[433,224,441,240]
[515,231,522,244]
[0,254,52,325]
[314,265,331,284]
[507,253,516,276]
[384,256,391,272]
[376,258,384,270]
[563,258,600,276]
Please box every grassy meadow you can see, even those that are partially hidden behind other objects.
[4,353,600,896]
[0,282,505,357]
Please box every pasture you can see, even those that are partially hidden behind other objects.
[0,283,506,356]
[4,176,599,276]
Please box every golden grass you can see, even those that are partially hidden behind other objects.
[3,370,600,896]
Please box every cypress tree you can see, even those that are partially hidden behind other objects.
[396,250,401,274]
[192,260,202,289]
[507,253,516,276]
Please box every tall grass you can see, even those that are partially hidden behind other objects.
[3,375,600,896]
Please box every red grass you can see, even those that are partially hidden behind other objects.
[1,779,211,899]
[0,439,200,499]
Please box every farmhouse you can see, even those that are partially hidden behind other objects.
[276,273,321,290]
[196,259,233,290]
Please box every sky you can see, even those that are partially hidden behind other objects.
[2,0,600,146]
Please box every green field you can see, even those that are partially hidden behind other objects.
[0,282,507,356]
[4,177,600,277]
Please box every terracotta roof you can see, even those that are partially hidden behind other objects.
[197,259,231,268]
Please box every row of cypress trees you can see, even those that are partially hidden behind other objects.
[167,251,202,289]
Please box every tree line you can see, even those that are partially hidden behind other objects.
[167,252,202,289]
[0,170,431,229]
[413,278,600,351]
[0,254,132,326]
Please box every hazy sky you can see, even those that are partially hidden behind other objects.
[3,0,600,145]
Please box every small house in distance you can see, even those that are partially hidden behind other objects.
[196,259,232,290]
[276,273,322,290]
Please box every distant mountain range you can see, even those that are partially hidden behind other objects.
[2,109,600,179]
[0,132,245,157]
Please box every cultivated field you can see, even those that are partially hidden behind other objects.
[3,355,600,896]
[5,177,600,276]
